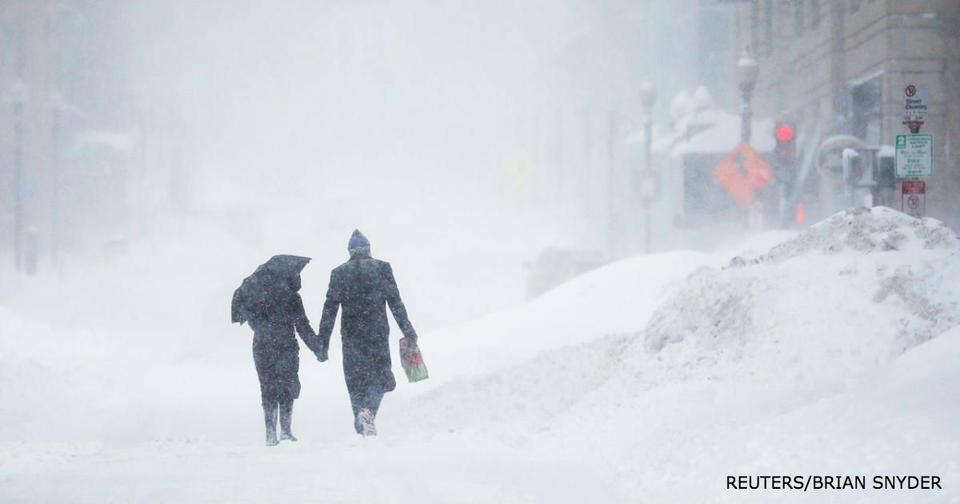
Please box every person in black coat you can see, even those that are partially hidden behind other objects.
[233,255,323,446]
[316,230,418,436]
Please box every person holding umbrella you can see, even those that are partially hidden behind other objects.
[316,230,419,436]
[232,255,324,446]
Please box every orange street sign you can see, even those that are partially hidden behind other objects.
[712,142,774,208]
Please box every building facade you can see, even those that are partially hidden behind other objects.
[0,1,176,274]
[728,0,960,227]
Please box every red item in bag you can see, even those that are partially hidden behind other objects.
[399,337,429,383]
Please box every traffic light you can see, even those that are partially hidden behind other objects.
[842,148,864,186]
[773,121,797,191]
[774,122,795,161]
[875,148,895,190]
[776,123,793,142]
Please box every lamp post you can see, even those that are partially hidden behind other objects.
[638,81,657,253]
[737,52,759,143]
[6,79,28,272]
[50,91,67,273]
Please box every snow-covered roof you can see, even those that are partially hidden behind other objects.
[73,130,137,153]
[64,130,138,161]
[670,109,775,156]
[626,108,775,157]
[625,85,776,158]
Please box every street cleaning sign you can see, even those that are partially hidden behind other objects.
[902,84,929,129]
[895,134,933,178]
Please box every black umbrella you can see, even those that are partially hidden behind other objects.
[232,255,311,325]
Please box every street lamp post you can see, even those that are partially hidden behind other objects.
[737,53,759,143]
[638,81,657,253]
[50,91,66,273]
[6,80,28,272]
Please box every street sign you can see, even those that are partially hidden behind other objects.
[901,180,925,218]
[902,84,929,129]
[895,134,933,178]
[712,142,773,208]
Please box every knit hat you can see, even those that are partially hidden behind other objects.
[348,229,370,251]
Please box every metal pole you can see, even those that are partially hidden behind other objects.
[51,106,61,272]
[638,82,657,254]
[583,108,591,228]
[555,103,563,199]
[643,116,652,253]
[13,101,23,272]
[741,90,752,143]
[607,110,616,256]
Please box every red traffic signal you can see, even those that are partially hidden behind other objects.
[776,124,793,142]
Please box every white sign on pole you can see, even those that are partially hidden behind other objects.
[901,180,925,218]
[895,134,933,178]
[902,84,929,128]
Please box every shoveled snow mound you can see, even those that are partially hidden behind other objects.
[398,207,960,501]
[404,207,960,438]
[417,207,960,437]
[419,250,713,384]
[4,208,959,503]
[638,206,960,386]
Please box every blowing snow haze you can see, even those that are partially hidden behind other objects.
[1,1,959,503]
[108,0,664,324]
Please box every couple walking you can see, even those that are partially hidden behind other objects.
[231,230,419,445]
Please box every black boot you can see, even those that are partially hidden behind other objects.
[263,400,279,446]
[279,400,297,441]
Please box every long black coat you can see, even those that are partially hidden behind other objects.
[317,251,417,396]
[248,287,317,403]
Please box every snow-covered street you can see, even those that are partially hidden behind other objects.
[2,207,958,503]
[2,3,959,500]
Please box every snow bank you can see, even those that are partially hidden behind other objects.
[419,250,712,384]
[398,207,960,501]
[640,206,960,387]
[4,207,959,503]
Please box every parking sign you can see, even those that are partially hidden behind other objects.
[895,134,933,178]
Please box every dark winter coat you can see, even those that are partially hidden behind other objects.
[317,250,417,396]
[247,283,318,403]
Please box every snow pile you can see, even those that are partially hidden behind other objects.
[756,204,958,259]
[406,207,960,436]
[420,250,712,383]
[4,208,959,503]
[398,207,960,502]
[639,206,960,386]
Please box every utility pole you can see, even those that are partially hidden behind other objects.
[638,82,657,253]
[737,53,758,143]
[9,80,27,272]
[737,52,760,227]
[607,110,617,257]
[51,97,63,274]
[582,107,592,236]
